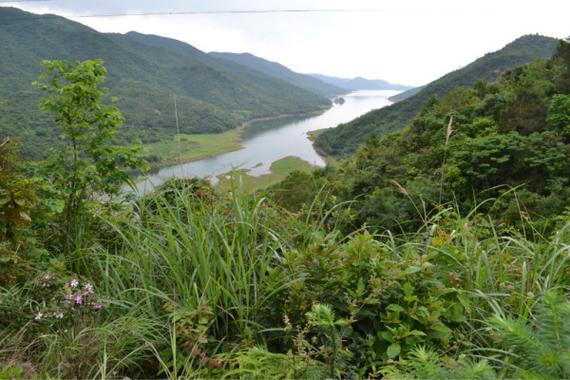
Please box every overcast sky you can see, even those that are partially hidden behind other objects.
[4,0,570,86]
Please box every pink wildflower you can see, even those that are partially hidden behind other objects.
[93,303,103,310]
[70,278,79,288]
[75,292,84,305]
[34,312,42,321]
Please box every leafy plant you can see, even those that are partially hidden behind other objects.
[207,347,325,380]
[0,137,36,286]
[281,230,464,376]
[0,137,36,244]
[381,346,497,379]
[488,291,570,378]
[305,303,349,378]
[34,59,147,253]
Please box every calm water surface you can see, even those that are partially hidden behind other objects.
[137,90,398,193]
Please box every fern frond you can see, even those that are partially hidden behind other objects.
[535,291,569,351]
[490,291,570,378]
[457,358,497,380]
[489,315,543,356]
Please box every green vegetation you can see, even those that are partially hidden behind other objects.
[315,34,559,158]
[209,52,346,96]
[216,156,314,192]
[0,7,329,159]
[1,42,570,380]
[388,86,423,102]
[143,129,243,167]
[284,39,570,235]
[33,59,146,253]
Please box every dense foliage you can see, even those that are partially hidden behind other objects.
[1,42,569,380]
[0,7,329,158]
[209,52,346,97]
[1,173,568,378]
[283,40,570,235]
[315,34,559,158]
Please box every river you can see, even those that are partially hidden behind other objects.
[136,90,398,193]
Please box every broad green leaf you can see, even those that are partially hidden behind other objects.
[387,342,401,358]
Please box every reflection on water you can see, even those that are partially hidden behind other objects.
[137,90,398,193]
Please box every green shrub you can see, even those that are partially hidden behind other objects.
[279,230,465,376]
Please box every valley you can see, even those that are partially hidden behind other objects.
[137,90,397,193]
[1,3,569,379]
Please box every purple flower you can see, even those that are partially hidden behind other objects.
[84,283,94,295]
[34,312,42,321]
[93,303,103,310]
[75,292,84,305]
[70,278,79,288]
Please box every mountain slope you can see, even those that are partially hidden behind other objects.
[309,74,413,91]
[0,7,329,158]
[314,34,559,158]
[388,86,424,102]
[208,51,346,96]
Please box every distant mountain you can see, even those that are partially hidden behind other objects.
[309,74,413,91]
[0,7,329,158]
[314,34,560,158]
[209,52,346,97]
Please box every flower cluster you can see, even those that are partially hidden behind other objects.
[33,275,103,323]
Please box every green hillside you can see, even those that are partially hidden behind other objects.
[388,86,423,102]
[209,51,347,96]
[0,7,329,158]
[314,34,559,158]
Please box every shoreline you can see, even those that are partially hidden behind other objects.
[307,128,338,166]
[143,106,331,171]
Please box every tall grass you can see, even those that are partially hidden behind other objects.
[77,184,306,375]
[1,184,568,378]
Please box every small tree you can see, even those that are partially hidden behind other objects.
[553,39,570,94]
[34,59,146,253]
[0,136,37,285]
[0,137,36,244]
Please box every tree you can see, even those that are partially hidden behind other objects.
[34,59,146,253]
[0,136,37,285]
[553,39,570,93]
[547,94,570,142]
[0,136,36,244]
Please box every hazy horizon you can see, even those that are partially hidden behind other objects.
[2,0,569,86]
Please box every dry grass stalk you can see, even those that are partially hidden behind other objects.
[390,180,409,196]
[446,116,454,143]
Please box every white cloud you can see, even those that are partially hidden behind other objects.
[3,0,569,86]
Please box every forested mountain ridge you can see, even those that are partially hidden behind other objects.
[388,86,423,102]
[0,7,329,158]
[209,52,347,96]
[314,34,560,158]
